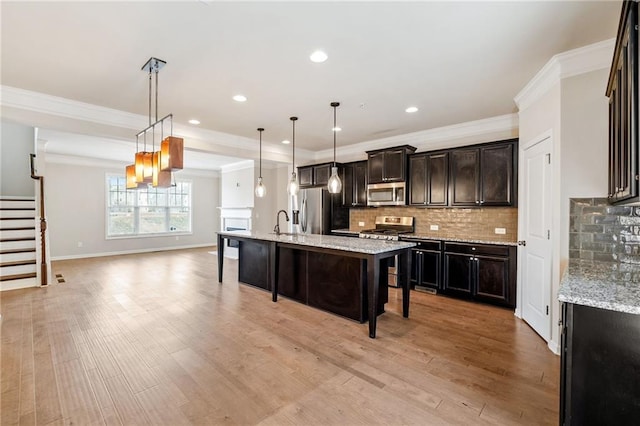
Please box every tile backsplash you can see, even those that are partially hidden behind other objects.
[349,206,518,243]
[570,198,640,264]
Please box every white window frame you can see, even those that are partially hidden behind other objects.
[105,174,193,240]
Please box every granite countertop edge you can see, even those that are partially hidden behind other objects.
[330,229,517,246]
[218,230,415,255]
[558,259,640,315]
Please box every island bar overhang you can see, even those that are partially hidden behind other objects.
[216,231,416,338]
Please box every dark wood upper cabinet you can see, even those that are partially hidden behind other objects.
[428,152,449,206]
[298,163,339,189]
[449,140,517,207]
[366,145,416,184]
[314,164,331,186]
[409,155,427,205]
[608,1,638,205]
[341,160,368,207]
[450,148,480,206]
[480,143,513,205]
[299,166,313,188]
[409,152,449,206]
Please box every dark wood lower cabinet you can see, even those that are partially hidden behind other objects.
[475,255,511,305]
[443,252,473,295]
[409,240,442,291]
[561,303,640,425]
[307,252,365,321]
[441,242,516,308]
[276,247,307,303]
[237,240,384,322]
[238,240,270,290]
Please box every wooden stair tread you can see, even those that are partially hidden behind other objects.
[0,207,36,210]
[0,272,36,282]
[0,248,36,255]
[0,237,36,242]
[1,260,36,268]
[0,227,36,231]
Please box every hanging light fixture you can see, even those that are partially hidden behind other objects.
[127,57,183,189]
[287,117,299,196]
[327,102,342,194]
[255,127,266,198]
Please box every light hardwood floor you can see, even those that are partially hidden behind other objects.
[1,247,559,425]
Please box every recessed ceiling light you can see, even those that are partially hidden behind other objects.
[282,139,290,144]
[188,119,200,125]
[233,94,247,102]
[310,50,328,63]
[405,106,419,113]
[332,127,342,132]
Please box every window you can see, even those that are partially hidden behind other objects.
[106,176,192,238]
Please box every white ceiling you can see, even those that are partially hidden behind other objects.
[0,1,621,168]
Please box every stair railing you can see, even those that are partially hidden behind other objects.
[29,154,48,286]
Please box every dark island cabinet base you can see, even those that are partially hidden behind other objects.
[561,303,640,425]
[238,240,386,322]
[238,240,270,290]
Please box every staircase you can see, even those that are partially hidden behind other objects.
[0,198,38,290]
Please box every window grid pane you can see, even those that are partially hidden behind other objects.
[106,178,192,237]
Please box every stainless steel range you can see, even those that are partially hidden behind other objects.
[359,216,415,241]
[359,216,415,287]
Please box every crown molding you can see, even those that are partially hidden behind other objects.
[44,152,220,177]
[0,85,314,162]
[219,160,255,173]
[312,113,519,163]
[514,38,615,111]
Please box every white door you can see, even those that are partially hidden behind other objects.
[520,136,553,341]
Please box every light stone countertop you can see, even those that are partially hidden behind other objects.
[404,234,518,246]
[330,229,517,246]
[218,230,415,255]
[558,259,640,315]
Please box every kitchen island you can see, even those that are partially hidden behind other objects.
[558,259,640,424]
[217,231,416,338]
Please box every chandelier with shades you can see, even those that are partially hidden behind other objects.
[126,57,183,190]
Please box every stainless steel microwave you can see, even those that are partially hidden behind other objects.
[367,182,406,206]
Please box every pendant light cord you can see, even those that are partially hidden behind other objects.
[291,117,297,171]
[333,105,337,166]
[258,128,263,179]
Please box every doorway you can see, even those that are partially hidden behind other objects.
[518,133,553,342]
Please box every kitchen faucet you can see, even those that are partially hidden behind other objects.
[273,210,290,235]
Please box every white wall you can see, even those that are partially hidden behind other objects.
[518,68,609,353]
[221,163,255,208]
[560,68,609,257]
[1,120,35,196]
[45,159,219,259]
[251,165,293,234]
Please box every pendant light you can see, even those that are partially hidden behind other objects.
[255,127,266,198]
[287,117,299,196]
[327,102,342,194]
[127,57,183,189]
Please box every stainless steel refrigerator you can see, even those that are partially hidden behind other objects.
[299,188,349,235]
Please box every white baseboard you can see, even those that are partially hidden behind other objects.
[548,339,561,355]
[0,277,38,292]
[50,243,216,261]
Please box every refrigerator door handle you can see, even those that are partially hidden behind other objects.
[301,196,308,233]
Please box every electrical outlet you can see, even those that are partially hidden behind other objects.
[77,241,83,248]
[430,224,439,231]
[495,228,506,235]
[358,221,365,227]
